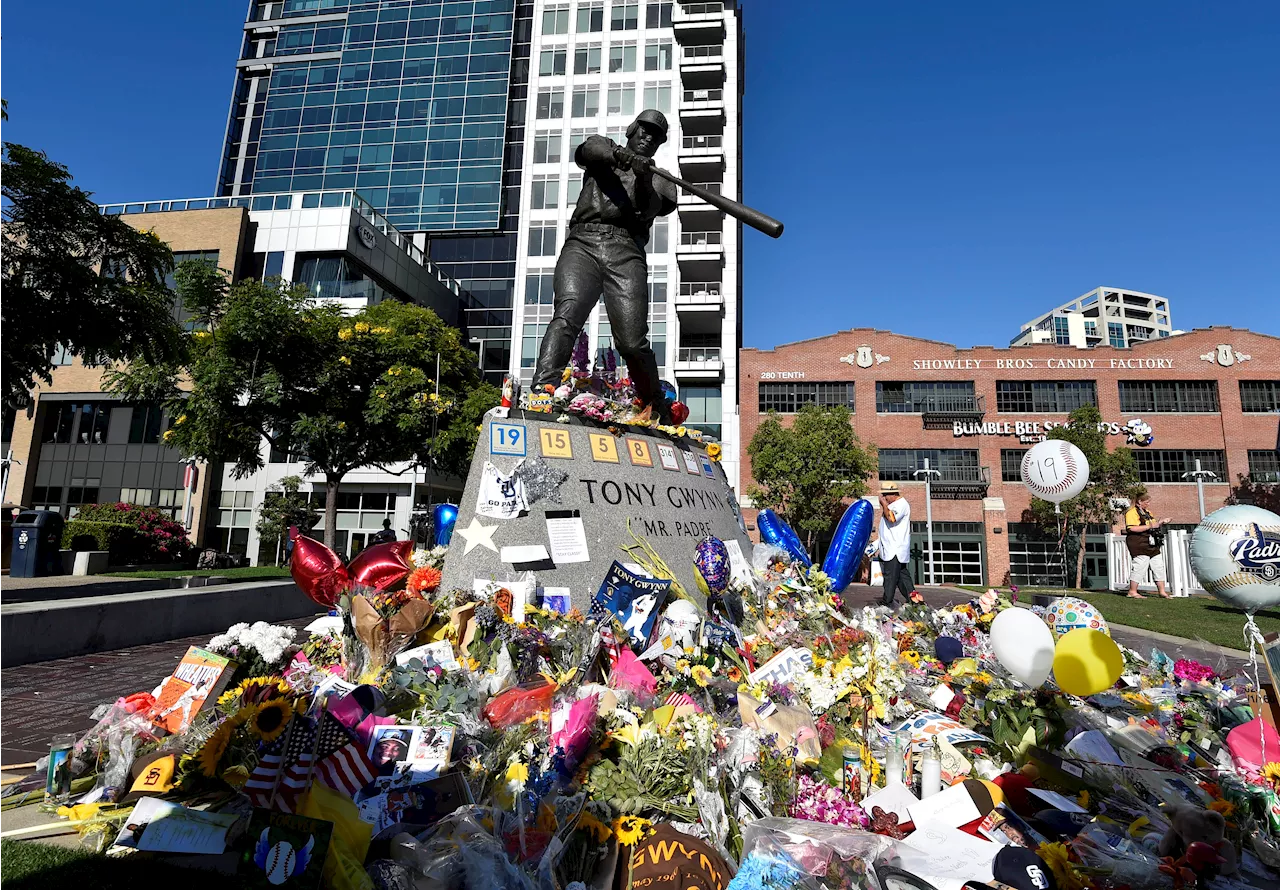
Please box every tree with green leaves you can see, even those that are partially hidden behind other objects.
[2,142,184,406]
[746,404,877,554]
[256,475,320,564]
[1027,403,1143,588]
[1227,474,1280,513]
[106,266,498,551]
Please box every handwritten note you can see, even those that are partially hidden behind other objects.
[861,782,919,822]
[897,821,999,890]
[907,781,981,829]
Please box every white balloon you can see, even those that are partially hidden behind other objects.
[990,607,1056,687]
[1021,440,1090,504]
[1190,504,1280,612]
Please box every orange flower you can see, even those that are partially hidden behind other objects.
[407,565,442,595]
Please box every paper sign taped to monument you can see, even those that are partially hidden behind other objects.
[748,646,816,686]
[545,509,590,563]
[476,462,528,519]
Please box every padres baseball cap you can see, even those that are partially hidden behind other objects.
[992,846,1057,890]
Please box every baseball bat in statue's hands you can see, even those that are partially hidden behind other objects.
[648,164,784,239]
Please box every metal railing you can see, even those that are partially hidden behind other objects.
[683,88,724,103]
[682,46,723,61]
[677,346,722,363]
[679,1,724,15]
[679,231,723,247]
[918,395,986,414]
[681,134,724,150]
[679,282,722,297]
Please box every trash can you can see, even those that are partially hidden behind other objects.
[10,510,65,578]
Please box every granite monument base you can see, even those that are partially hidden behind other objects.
[439,409,752,611]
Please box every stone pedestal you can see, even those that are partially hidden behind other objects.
[439,410,751,610]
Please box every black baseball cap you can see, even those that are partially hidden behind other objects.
[993,846,1057,890]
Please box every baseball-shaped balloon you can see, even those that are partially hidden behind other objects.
[1190,504,1280,612]
[290,535,349,607]
[694,536,731,593]
[1044,596,1109,637]
[1021,440,1089,504]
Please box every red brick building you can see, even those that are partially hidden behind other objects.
[738,326,1280,588]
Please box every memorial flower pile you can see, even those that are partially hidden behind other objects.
[11,533,1280,890]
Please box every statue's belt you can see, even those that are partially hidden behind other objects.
[569,221,641,241]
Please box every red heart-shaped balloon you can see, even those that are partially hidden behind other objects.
[669,400,690,425]
[347,539,414,592]
[290,535,350,607]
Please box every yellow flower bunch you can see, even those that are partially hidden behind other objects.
[1038,842,1089,890]
[1208,799,1235,818]
[900,650,922,668]
[174,414,187,426]
[690,665,713,687]
[706,442,722,462]
[612,815,652,846]
[338,328,354,341]
[339,355,352,365]
[371,326,392,335]
[162,429,176,442]
[354,322,371,334]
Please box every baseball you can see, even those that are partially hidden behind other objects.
[265,841,297,885]
[1021,440,1089,504]
[1190,504,1280,612]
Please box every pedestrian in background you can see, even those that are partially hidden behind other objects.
[877,482,916,607]
[1124,492,1171,599]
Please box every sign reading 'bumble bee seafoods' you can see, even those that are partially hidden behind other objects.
[440,410,751,611]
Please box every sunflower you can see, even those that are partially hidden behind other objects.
[577,811,612,843]
[251,699,293,742]
[1263,762,1280,788]
[506,761,529,789]
[1038,842,1089,890]
[218,676,290,711]
[690,665,713,687]
[900,650,922,668]
[612,815,652,846]
[198,720,237,778]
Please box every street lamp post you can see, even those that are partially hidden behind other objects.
[913,458,942,586]
[1182,458,1218,520]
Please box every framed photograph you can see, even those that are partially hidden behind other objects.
[367,726,419,777]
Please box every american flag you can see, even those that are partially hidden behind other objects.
[244,713,376,812]
[664,692,697,709]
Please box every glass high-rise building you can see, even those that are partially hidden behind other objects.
[219,0,534,377]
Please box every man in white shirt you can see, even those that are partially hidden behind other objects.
[876,482,915,607]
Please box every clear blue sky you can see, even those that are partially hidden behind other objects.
[4,2,1277,348]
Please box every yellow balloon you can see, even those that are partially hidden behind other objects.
[1053,628,1124,697]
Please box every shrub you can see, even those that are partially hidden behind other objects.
[70,503,192,563]
[61,521,139,562]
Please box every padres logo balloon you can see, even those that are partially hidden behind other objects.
[1021,440,1089,504]
[1190,504,1280,612]
[1044,596,1109,637]
[694,536,731,594]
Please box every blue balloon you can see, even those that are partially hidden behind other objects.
[757,508,811,567]
[659,379,678,402]
[434,503,459,547]
[821,499,875,592]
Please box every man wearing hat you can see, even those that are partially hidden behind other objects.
[877,482,916,607]
[530,109,677,420]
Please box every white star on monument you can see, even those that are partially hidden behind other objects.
[456,517,498,555]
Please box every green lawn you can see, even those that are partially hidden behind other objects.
[0,840,233,889]
[958,585,1280,651]
[104,565,292,580]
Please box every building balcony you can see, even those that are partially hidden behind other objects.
[679,88,726,132]
[673,1,726,43]
[679,46,725,85]
[919,395,986,431]
[676,231,724,271]
[678,134,725,178]
[676,179,723,211]
[675,282,724,315]
[929,466,992,500]
[673,346,725,380]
